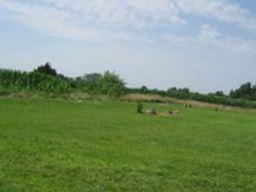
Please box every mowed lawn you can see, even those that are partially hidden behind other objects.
[0,98,256,192]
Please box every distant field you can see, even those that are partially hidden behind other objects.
[0,98,256,192]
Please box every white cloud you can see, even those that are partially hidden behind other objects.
[199,24,220,41]
[177,0,256,31]
[162,23,256,55]
[1,0,256,42]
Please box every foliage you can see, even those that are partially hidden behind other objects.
[167,87,190,99]
[74,71,126,96]
[0,68,126,97]
[127,86,256,109]
[140,86,148,94]
[99,71,126,97]
[0,69,71,93]
[137,102,143,113]
[74,73,102,93]
[214,91,225,97]
[34,62,57,76]
[230,82,256,100]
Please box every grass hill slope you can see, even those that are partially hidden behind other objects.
[0,98,256,191]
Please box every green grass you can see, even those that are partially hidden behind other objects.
[0,98,256,192]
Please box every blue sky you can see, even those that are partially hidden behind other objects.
[0,0,256,93]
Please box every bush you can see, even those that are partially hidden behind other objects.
[99,71,126,97]
[137,102,143,113]
[34,62,57,76]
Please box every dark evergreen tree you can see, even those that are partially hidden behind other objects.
[34,62,57,76]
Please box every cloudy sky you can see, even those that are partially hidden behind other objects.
[0,0,256,93]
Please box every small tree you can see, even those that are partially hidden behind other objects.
[83,73,102,85]
[137,102,143,113]
[34,62,57,76]
[100,71,126,97]
[215,91,225,96]
[140,86,148,93]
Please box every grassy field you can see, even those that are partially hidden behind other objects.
[0,98,256,192]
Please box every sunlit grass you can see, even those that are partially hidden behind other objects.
[0,98,256,191]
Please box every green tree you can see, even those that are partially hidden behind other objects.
[215,91,225,96]
[137,102,143,113]
[231,82,253,99]
[100,71,126,97]
[140,86,148,93]
[34,62,57,76]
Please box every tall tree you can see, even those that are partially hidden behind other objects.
[34,62,57,76]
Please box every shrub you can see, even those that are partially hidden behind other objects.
[100,71,126,97]
[137,102,143,113]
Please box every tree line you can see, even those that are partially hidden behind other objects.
[128,84,256,108]
[1,63,256,108]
